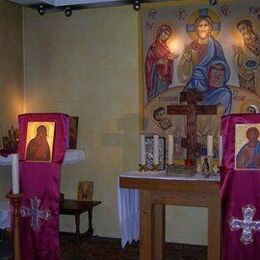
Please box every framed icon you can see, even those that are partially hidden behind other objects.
[25,122,55,162]
[77,181,93,201]
[235,124,260,170]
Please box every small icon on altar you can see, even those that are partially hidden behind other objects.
[201,156,212,175]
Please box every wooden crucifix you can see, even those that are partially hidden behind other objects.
[167,90,217,164]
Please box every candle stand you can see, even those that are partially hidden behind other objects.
[151,164,160,171]
[7,193,22,260]
[138,164,148,172]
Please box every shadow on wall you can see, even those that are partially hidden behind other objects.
[102,113,139,171]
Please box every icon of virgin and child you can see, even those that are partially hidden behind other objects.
[25,123,54,162]
[145,8,232,116]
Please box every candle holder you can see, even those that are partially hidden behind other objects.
[7,193,22,260]
[138,164,148,172]
[212,164,220,175]
[201,155,213,178]
[151,164,160,171]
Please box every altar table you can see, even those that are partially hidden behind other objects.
[119,171,220,260]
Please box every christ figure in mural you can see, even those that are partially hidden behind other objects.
[177,9,232,115]
[26,125,51,162]
[145,24,179,102]
[236,127,260,169]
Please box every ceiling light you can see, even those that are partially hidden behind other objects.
[37,4,46,16]
[64,7,72,17]
[133,0,141,11]
[209,0,217,6]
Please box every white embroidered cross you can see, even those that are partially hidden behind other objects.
[20,196,51,231]
[229,205,260,245]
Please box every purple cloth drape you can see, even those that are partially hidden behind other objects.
[18,113,69,260]
[221,114,260,260]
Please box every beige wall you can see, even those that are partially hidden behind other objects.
[23,5,141,239]
[4,4,208,245]
[0,1,23,199]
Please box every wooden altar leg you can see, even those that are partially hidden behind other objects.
[140,190,153,260]
[153,204,165,260]
[208,194,220,260]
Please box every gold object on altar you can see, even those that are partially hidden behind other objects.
[138,164,148,172]
[151,164,160,171]
[2,126,19,152]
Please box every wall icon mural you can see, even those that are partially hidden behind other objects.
[141,0,260,161]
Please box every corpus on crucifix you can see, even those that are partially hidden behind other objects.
[167,90,217,165]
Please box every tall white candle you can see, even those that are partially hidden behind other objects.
[219,135,223,165]
[140,135,146,165]
[153,135,159,165]
[207,135,214,157]
[168,135,173,165]
[12,153,19,194]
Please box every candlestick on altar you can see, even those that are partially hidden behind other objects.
[138,135,148,172]
[140,135,146,165]
[219,135,223,165]
[7,193,21,260]
[168,135,173,165]
[152,135,160,171]
[207,135,214,157]
[9,153,21,260]
[153,135,159,165]
[12,154,19,194]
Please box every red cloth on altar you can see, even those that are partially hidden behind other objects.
[18,113,69,260]
[221,114,260,260]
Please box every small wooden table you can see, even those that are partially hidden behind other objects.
[119,172,220,260]
[60,199,101,239]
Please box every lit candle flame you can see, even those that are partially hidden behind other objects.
[167,38,182,56]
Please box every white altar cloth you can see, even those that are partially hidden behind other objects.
[0,149,86,166]
[118,171,220,247]
[0,201,10,229]
[117,179,140,248]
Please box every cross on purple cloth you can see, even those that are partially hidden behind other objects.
[20,196,51,231]
[229,205,260,245]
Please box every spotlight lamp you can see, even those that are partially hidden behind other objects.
[209,0,217,6]
[64,7,72,17]
[133,0,141,11]
[37,4,46,16]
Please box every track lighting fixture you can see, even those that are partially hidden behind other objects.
[37,4,46,16]
[209,0,217,6]
[133,0,141,11]
[64,7,72,17]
